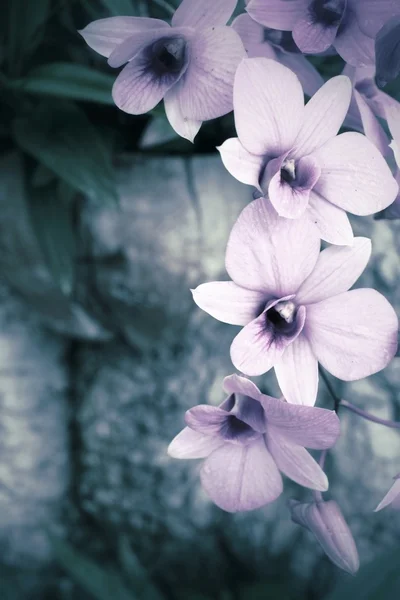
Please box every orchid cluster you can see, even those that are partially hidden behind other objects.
[79,0,400,575]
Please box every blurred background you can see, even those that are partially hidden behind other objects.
[0,0,400,598]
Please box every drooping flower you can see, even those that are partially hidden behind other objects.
[232,13,323,97]
[247,0,400,67]
[375,473,400,511]
[79,0,246,142]
[289,499,360,574]
[375,16,400,87]
[192,198,399,406]
[168,374,340,512]
[218,58,398,245]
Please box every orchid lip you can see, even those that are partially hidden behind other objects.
[150,36,187,76]
[266,299,299,335]
[309,0,347,27]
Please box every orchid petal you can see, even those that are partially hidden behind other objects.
[356,0,400,38]
[108,27,175,68]
[274,334,319,406]
[168,426,223,459]
[278,52,324,98]
[234,58,304,156]
[266,427,328,491]
[172,0,237,29]
[164,88,202,142]
[375,16,400,87]
[354,89,391,157]
[261,396,340,448]
[79,17,169,58]
[172,26,246,121]
[226,198,320,295]
[305,192,354,246]
[218,138,264,189]
[231,14,264,49]
[293,17,339,55]
[306,289,399,380]
[222,374,262,401]
[312,132,399,215]
[386,104,400,155]
[201,438,283,512]
[291,76,352,159]
[375,476,400,512]
[333,11,375,67]
[247,0,308,31]
[230,305,306,376]
[296,237,372,305]
[191,281,265,326]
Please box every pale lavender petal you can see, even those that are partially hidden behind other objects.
[108,27,176,68]
[230,305,306,376]
[247,0,308,30]
[233,58,304,156]
[312,132,399,215]
[375,476,400,511]
[296,237,372,305]
[278,52,324,98]
[223,374,262,401]
[164,87,201,142]
[266,427,328,491]
[226,198,320,295]
[172,26,246,121]
[289,500,360,574]
[306,289,399,381]
[201,438,283,512]
[168,426,223,458]
[305,192,354,246]
[261,395,340,448]
[112,53,179,114]
[354,89,391,157]
[293,16,340,54]
[172,0,237,29]
[375,17,400,87]
[191,281,265,326]
[268,155,321,219]
[386,104,400,161]
[356,0,400,38]
[79,17,169,58]
[291,76,352,159]
[231,14,264,49]
[218,138,264,189]
[185,405,229,434]
[274,334,319,406]
[333,11,375,67]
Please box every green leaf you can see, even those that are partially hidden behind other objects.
[118,536,165,600]
[99,0,137,16]
[12,63,115,104]
[6,0,50,74]
[12,101,117,204]
[51,536,133,600]
[325,548,400,600]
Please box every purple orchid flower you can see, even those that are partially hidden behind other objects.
[289,499,359,574]
[79,0,246,142]
[232,13,323,97]
[375,16,400,87]
[247,0,400,67]
[218,58,398,245]
[192,198,399,406]
[168,374,340,512]
[375,473,400,511]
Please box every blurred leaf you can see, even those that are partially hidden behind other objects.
[29,182,76,296]
[117,536,165,600]
[12,63,115,104]
[139,115,179,149]
[52,536,133,600]
[6,0,50,74]
[12,101,117,204]
[239,581,294,600]
[325,548,400,600]
[31,163,57,187]
[99,0,138,16]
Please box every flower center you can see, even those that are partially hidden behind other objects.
[280,158,296,184]
[267,300,298,335]
[151,37,187,75]
[309,0,346,27]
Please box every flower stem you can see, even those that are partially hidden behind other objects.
[339,399,400,429]
[318,367,340,412]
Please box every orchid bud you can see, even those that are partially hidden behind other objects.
[375,474,400,511]
[289,499,359,574]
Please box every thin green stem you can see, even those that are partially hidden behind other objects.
[340,399,400,429]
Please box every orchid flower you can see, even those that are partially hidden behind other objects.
[289,499,360,574]
[232,13,323,97]
[247,0,400,67]
[219,58,398,245]
[192,199,399,406]
[375,474,400,511]
[168,374,340,512]
[79,0,246,142]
